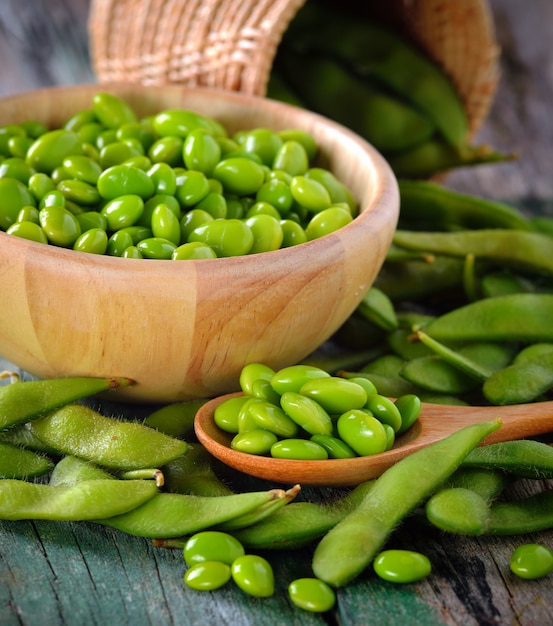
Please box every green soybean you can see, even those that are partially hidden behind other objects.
[510,544,553,579]
[184,531,245,566]
[244,214,283,253]
[270,364,330,395]
[212,157,265,195]
[73,227,109,254]
[7,221,48,244]
[92,92,137,129]
[299,377,367,414]
[231,429,279,455]
[248,400,299,438]
[336,410,388,456]
[151,203,181,244]
[280,391,333,435]
[239,363,275,395]
[231,554,275,597]
[26,129,83,174]
[288,578,336,612]
[97,164,155,200]
[101,194,144,230]
[305,206,353,240]
[364,394,403,432]
[395,394,422,435]
[271,439,328,460]
[373,550,432,583]
[183,128,222,174]
[188,219,253,257]
[310,433,357,459]
[153,108,222,139]
[184,561,232,591]
[0,177,36,230]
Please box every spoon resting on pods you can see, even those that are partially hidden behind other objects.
[195,393,553,487]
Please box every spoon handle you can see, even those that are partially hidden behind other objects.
[416,400,553,445]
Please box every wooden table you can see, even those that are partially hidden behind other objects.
[1,1,553,624]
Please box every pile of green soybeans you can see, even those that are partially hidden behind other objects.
[215,362,421,459]
[1,370,553,613]
[0,92,358,259]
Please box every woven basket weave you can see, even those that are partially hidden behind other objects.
[88,0,500,137]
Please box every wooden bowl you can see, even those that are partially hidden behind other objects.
[0,83,399,403]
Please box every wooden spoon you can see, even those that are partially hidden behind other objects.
[195,393,553,487]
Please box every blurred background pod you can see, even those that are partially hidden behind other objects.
[88,0,500,148]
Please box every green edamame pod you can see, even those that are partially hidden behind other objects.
[0,442,54,478]
[275,49,435,154]
[462,440,553,479]
[232,481,374,550]
[390,141,513,179]
[397,180,529,231]
[49,455,115,486]
[393,230,553,277]
[0,478,158,521]
[425,487,492,535]
[99,488,291,538]
[425,463,508,536]
[0,376,133,431]
[312,418,502,587]
[483,350,553,405]
[486,488,553,535]
[400,355,480,395]
[281,2,467,148]
[162,444,234,497]
[28,404,189,470]
[0,177,37,230]
[356,287,398,332]
[423,294,553,342]
[143,400,207,439]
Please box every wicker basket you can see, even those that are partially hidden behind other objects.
[88,0,500,137]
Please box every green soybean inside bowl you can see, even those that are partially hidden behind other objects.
[0,83,399,403]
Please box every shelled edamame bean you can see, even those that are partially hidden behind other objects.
[214,362,422,460]
[0,92,359,259]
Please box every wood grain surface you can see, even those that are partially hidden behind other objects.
[1,1,553,625]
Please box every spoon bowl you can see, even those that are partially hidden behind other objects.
[195,393,553,487]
